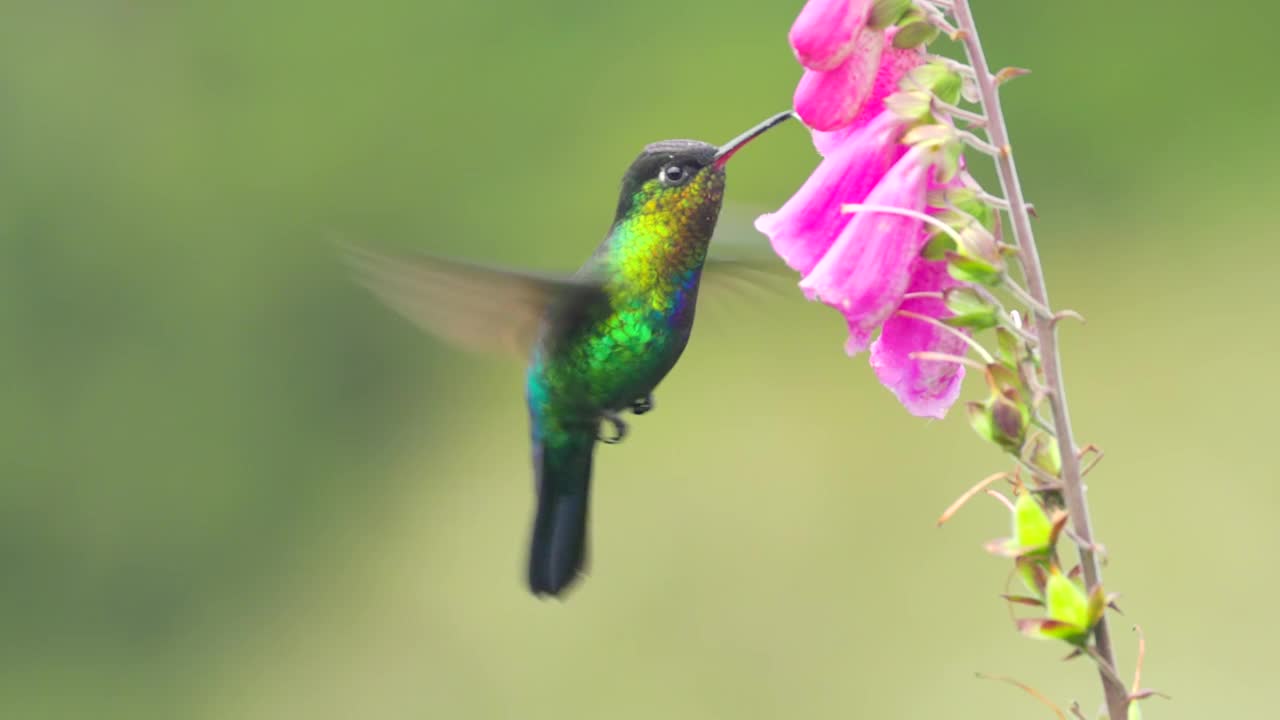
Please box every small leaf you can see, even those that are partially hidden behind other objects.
[1001,594,1045,607]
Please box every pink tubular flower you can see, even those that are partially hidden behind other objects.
[789,0,873,71]
[798,143,934,354]
[870,260,968,419]
[794,29,885,132]
[811,36,924,155]
[761,0,972,418]
[754,112,907,275]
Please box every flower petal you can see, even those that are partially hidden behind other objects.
[754,112,906,276]
[793,29,885,132]
[798,144,932,354]
[811,29,926,155]
[789,0,873,71]
[870,260,969,418]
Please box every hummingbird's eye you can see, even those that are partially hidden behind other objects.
[659,165,687,185]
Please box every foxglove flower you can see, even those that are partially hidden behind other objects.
[789,0,873,71]
[869,260,968,418]
[811,38,924,155]
[759,0,974,418]
[794,30,886,131]
[797,143,935,354]
[755,112,907,275]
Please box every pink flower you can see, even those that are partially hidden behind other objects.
[789,0,873,71]
[798,143,934,354]
[811,35,925,155]
[870,260,968,419]
[762,0,971,418]
[755,112,907,276]
[794,29,885,132]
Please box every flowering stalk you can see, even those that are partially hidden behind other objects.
[758,0,1161,716]
[946,3,1128,717]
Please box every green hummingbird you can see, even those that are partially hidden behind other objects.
[346,110,793,597]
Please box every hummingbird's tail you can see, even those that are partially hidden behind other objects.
[528,432,595,597]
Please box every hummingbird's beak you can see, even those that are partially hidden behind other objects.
[712,110,795,170]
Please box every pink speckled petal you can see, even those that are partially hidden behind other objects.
[754,112,906,276]
[870,260,968,419]
[793,29,886,132]
[789,0,873,71]
[798,143,932,354]
[811,29,925,155]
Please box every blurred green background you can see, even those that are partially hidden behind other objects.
[2,1,1276,718]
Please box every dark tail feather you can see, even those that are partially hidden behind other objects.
[528,434,595,597]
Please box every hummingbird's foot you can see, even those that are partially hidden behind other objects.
[630,394,654,415]
[598,412,628,444]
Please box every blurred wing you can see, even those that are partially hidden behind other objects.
[701,203,795,303]
[342,243,606,357]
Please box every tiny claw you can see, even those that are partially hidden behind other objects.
[631,394,654,415]
[598,413,628,444]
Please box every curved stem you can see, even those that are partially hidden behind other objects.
[949,2,1129,718]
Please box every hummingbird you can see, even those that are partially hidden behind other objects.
[346,110,793,597]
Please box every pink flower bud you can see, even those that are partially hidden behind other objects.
[788,0,874,71]
[794,29,885,132]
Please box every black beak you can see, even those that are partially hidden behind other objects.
[712,110,795,169]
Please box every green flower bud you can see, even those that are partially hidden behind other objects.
[869,0,912,30]
[893,12,939,49]
[943,287,998,330]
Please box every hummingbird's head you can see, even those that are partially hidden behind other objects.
[611,111,795,238]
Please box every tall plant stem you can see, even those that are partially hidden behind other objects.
[949,2,1128,717]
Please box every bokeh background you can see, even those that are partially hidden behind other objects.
[2,1,1276,718]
